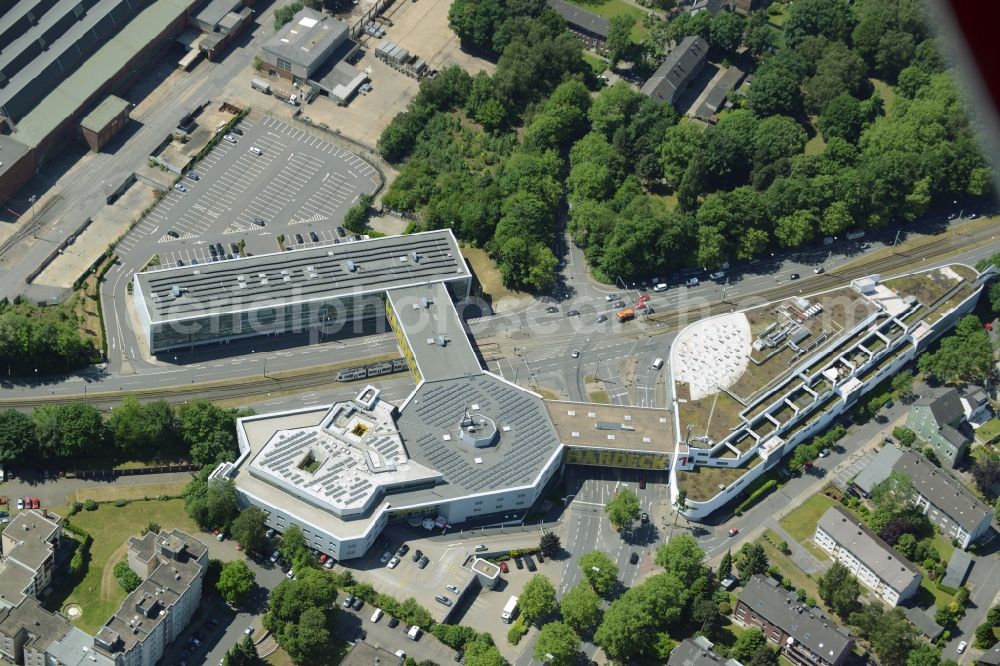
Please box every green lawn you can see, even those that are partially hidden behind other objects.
[582,51,608,76]
[779,493,839,544]
[804,133,826,156]
[564,0,650,40]
[45,499,200,634]
[760,531,822,603]
[870,78,897,115]
[976,419,1000,445]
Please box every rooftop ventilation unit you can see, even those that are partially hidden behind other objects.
[437,335,447,346]
[171,285,181,297]
[410,251,420,262]
[421,297,431,308]
[346,260,357,272]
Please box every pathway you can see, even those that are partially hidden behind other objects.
[765,519,826,575]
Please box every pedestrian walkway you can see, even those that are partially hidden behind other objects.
[766,519,826,575]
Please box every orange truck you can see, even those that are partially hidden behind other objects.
[617,308,635,322]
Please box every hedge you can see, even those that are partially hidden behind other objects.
[735,479,778,516]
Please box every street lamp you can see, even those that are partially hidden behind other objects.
[28,195,37,238]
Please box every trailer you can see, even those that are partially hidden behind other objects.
[501,596,519,623]
[251,78,271,94]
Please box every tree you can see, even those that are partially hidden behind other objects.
[692,596,721,633]
[533,622,579,666]
[784,0,853,46]
[112,561,142,593]
[580,551,619,596]
[875,31,916,82]
[560,583,601,634]
[718,550,733,580]
[659,123,704,188]
[218,560,255,607]
[448,0,508,53]
[184,474,239,530]
[519,574,557,624]
[975,623,997,649]
[971,460,1000,500]
[709,12,745,54]
[264,570,339,665]
[33,403,105,460]
[673,488,689,528]
[539,532,560,558]
[605,488,640,531]
[178,400,242,466]
[0,409,35,464]
[231,506,269,556]
[730,629,776,666]
[464,641,506,666]
[606,15,636,66]
[890,370,915,401]
[918,315,993,384]
[774,210,816,248]
[849,605,918,666]
[818,562,861,618]
[593,599,653,661]
[279,524,311,569]
[654,535,706,586]
[273,2,304,30]
[905,644,941,666]
[818,94,864,143]
[747,63,802,118]
[223,636,261,666]
[735,543,768,583]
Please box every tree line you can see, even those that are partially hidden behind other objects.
[0,297,98,377]
[0,398,250,469]
[378,0,992,290]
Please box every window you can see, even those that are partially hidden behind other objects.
[276,57,292,70]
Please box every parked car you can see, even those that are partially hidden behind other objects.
[612,300,625,308]
[324,558,335,569]
[15,498,23,509]
[174,183,188,193]
[388,617,400,628]
[435,595,453,607]
[524,555,537,572]
[249,146,263,155]
[223,134,237,143]
[629,552,639,565]
[789,273,800,280]
[31,498,39,509]
[474,544,488,552]
[371,608,384,623]
[270,550,280,563]
[685,277,699,287]
[244,627,254,637]
[514,558,524,570]
[343,594,355,609]
[567,309,580,316]
[397,544,410,557]
[499,561,509,573]
[545,306,558,313]
[337,226,346,237]
[380,551,392,564]
[446,585,461,595]
[309,231,319,242]
[595,314,608,323]
[571,350,580,358]
[352,598,364,611]
[388,556,400,569]
[709,271,726,280]
[958,642,967,654]
[417,556,429,569]
[295,233,304,244]
[640,512,649,523]
[411,549,423,562]
[232,128,244,136]
[729,528,739,536]
[814,267,825,274]
[605,293,619,301]
[186,172,200,181]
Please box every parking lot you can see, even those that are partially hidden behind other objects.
[117,113,379,269]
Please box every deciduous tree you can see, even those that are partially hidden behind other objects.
[533,622,580,666]
[218,560,255,606]
[559,583,601,634]
[580,551,619,596]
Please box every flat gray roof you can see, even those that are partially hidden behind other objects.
[194,0,242,29]
[739,575,853,663]
[0,598,70,651]
[853,444,903,495]
[136,230,469,324]
[397,374,562,495]
[342,641,403,666]
[263,8,347,69]
[545,401,673,452]
[80,95,129,133]
[387,282,481,383]
[47,627,117,666]
[818,506,919,593]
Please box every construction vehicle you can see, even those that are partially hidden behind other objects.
[617,308,635,323]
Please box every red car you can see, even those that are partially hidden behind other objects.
[31,498,40,509]
[638,294,651,303]
[319,553,328,564]
[499,561,509,574]
[729,528,739,537]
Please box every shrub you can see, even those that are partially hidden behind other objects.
[735,479,778,515]
[69,501,83,516]
[779,540,789,554]
[83,499,98,511]
[718,601,732,616]
[782,577,792,589]
[507,620,528,645]
[112,561,142,593]
[113,499,128,507]
[806,597,817,607]
[892,426,917,447]
[796,588,807,602]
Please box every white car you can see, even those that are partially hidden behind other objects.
[380,551,392,564]
[249,146,263,155]
[174,183,188,193]
[957,642,967,654]
[571,350,580,358]
[323,558,335,569]
[371,608,384,623]
[446,585,461,595]
[709,271,725,280]
[286,569,294,579]
[653,283,668,292]
[388,556,400,569]
[223,134,237,143]
[395,651,406,659]
[605,293,619,301]
[818,449,829,458]
[685,277,700,287]
[16,498,24,509]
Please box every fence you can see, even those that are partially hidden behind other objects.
[72,462,200,480]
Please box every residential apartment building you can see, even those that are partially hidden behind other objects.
[735,575,854,666]
[853,447,993,549]
[546,0,610,51]
[0,529,205,666]
[641,35,709,105]
[0,509,61,610]
[906,389,971,467]
[814,506,921,607]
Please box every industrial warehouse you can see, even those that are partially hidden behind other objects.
[131,229,471,354]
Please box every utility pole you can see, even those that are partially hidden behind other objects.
[890,229,902,254]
